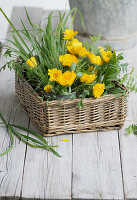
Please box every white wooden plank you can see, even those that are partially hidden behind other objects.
[0,64,30,198]
[117,41,137,199]
[72,131,124,199]
[21,122,72,199]
[0,104,30,198]
[119,93,137,199]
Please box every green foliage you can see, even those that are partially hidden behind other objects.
[0,112,60,157]
[0,8,85,99]
[0,8,137,103]
[126,124,137,135]
[120,67,137,93]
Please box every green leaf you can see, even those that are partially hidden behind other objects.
[4,49,12,57]
[76,72,83,78]
[114,92,127,99]
[117,53,124,60]
[0,113,14,157]
[77,99,84,109]
[70,63,76,71]
[126,124,137,135]
[104,43,112,51]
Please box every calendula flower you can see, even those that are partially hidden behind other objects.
[59,54,78,67]
[48,68,62,82]
[71,38,82,46]
[88,53,96,64]
[98,46,104,53]
[93,83,105,98]
[67,46,90,57]
[98,46,112,62]
[26,57,37,69]
[88,53,103,65]
[80,73,97,84]
[96,56,103,65]
[101,51,112,62]
[67,38,82,47]
[63,29,78,40]
[58,71,76,86]
[44,84,52,93]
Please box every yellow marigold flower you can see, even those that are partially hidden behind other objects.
[96,56,103,65]
[98,46,112,62]
[98,46,104,53]
[67,46,90,57]
[26,57,37,69]
[80,73,97,84]
[88,53,103,65]
[101,50,112,62]
[48,68,62,82]
[58,71,76,86]
[67,38,82,47]
[44,84,52,93]
[71,38,82,46]
[59,54,78,67]
[63,29,78,40]
[93,83,105,98]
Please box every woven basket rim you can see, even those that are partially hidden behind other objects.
[16,75,128,106]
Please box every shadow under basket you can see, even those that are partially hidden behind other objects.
[15,75,128,137]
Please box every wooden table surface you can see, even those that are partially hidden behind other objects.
[1,12,137,200]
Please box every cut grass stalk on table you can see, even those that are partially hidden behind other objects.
[0,112,61,157]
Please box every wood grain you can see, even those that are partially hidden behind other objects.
[0,59,30,197]
[72,131,124,199]
[119,93,137,199]
[21,121,72,199]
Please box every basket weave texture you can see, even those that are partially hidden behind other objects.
[15,75,128,136]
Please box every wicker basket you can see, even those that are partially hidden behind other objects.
[15,75,128,136]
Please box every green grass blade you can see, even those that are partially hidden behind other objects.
[11,128,59,150]
[0,113,14,157]
[9,123,61,157]
[0,8,32,55]
[0,112,7,124]
[0,122,60,156]
[24,7,35,29]
[0,144,13,157]
[19,133,46,145]
[49,148,61,157]
[11,33,29,57]
[0,125,14,157]
[2,44,29,60]
[20,20,43,62]
[9,123,48,144]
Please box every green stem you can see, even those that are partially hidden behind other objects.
[69,86,71,94]
[0,112,14,157]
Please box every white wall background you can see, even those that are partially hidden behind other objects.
[0,0,70,40]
